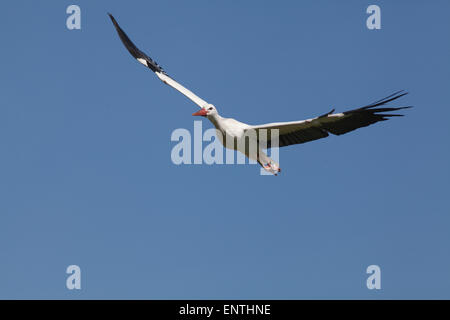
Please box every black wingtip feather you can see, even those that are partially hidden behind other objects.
[323,91,412,135]
[363,91,409,110]
[369,90,406,105]
[108,13,167,75]
[376,114,405,117]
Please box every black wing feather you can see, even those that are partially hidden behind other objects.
[322,91,411,135]
[266,126,329,148]
[108,13,167,75]
[263,91,411,148]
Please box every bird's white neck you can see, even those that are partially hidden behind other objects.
[207,113,224,129]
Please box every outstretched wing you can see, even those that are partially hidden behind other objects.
[108,13,209,108]
[248,91,412,148]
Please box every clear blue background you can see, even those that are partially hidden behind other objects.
[0,0,449,299]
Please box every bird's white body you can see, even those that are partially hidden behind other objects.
[206,113,280,174]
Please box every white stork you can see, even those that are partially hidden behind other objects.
[108,14,411,175]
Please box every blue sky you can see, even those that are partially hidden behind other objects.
[0,0,449,299]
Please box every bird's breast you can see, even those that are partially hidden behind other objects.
[211,119,253,150]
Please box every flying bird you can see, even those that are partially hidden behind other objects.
[108,14,411,175]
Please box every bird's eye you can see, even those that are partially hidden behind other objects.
[208,107,213,110]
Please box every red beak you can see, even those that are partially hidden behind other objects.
[192,109,208,117]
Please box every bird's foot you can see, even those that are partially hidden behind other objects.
[263,162,281,175]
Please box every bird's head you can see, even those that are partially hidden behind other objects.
[192,104,218,118]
